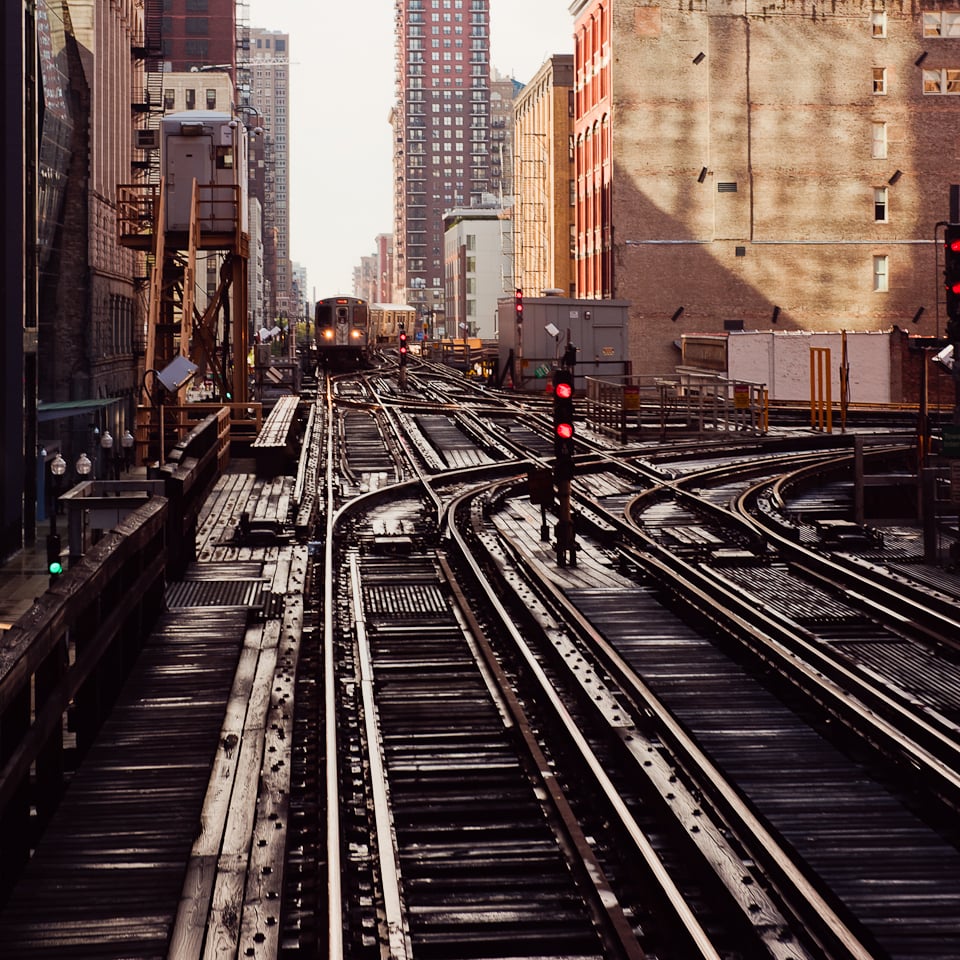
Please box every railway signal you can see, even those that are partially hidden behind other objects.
[514,288,523,323]
[552,369,575,475]
[946,225,960,342]
[46,532,63,582]
[398,324,408,365]
[552,368,576,566]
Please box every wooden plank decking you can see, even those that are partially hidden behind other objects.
[0,467,306,959]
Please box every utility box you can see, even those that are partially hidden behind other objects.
[160,111,248,232]
[496,295,630,392]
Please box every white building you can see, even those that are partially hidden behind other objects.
[443,207,511,339]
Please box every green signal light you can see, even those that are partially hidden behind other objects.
[48,560,63,576]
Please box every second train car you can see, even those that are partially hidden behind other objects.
[314,296,371,369]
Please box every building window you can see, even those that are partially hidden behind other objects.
[873,67,886,94]
[164,88,175,110]
[206,88,217,109]
[185,17,208,35]
[923,68,960,93]
[873,254,889,291]
[874,187,888,222]
[923,12,960,36]
[872,122,887,158]
[871,11,886,37]
[186,0,208,9]
[185,40,208,58]
[185,88,196,109]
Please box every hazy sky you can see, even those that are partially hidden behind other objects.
[243,0,574,301]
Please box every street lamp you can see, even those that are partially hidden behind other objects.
[47,453,67,582]
[121,429,135,472]
[76,452,92,477]
[100,430,114,479]
[49,454,67,528]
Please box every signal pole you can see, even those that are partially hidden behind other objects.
[552,351,577,566]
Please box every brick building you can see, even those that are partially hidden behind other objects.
[514,55,576,298]
[248,28,292,322]
[570,0,960,376]
[40,0,144,445]
[159,0,236,71]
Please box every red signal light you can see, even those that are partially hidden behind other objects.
[556,422,574,440]
[949,240,960,253]
[555,381,573,400]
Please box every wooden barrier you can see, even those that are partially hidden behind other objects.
[0,499,169,899]
[135,402,260,466]
[250,395,303,477]
[152,408,231,577]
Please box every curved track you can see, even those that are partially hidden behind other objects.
[284,363,960,960]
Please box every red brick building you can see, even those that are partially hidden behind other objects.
[570,0,960,377]
[160,0,236,73]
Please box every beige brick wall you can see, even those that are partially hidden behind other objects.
[585,0,955,376]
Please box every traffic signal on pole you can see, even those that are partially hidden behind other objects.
[946,225,960,342]
[46,533,63,579]
[552,369,575,479]
[399,324,408,364]
[514,288,523,323]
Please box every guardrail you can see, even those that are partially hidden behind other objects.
[0,499,169,899]
[251,395,303,477]
[135,402,260,467]
[585,373,769,442]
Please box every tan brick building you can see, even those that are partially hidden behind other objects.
[571,0,960,376]
[514,56,576,298]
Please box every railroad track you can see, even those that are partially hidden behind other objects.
[280,368,960,959]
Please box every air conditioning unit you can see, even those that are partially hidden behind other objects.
[134,128,160,150]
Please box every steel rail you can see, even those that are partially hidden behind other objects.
[475,480,873,960]
[348,553,410,960]
[321,376,344,960]
[443,488,725,960]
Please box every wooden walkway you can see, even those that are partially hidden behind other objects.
[0,467,306,959]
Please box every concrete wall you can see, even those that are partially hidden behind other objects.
[725,330,892,404]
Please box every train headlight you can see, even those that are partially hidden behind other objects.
[323,329,334,340]
[351,329,363,339]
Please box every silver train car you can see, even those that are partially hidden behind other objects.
[369,303,417,345]
[314,296,371,368]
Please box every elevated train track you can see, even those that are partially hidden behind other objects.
[1,356,958,958]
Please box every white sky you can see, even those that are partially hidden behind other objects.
[243,0,574,301]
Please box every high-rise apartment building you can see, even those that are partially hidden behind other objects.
[248,28,292,322]
[571,0,960,376]
[393,0,493,323]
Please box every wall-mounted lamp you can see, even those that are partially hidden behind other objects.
[671,306,685,322]
[771,305,781,324]
[697,167,708,183]
[693,51,706,65]
[912,305,925,324]
[888,169,903,185]
[915,51,928,67]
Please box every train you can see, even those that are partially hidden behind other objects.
[313,297,418,369]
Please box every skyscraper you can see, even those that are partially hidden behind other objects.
[393,0,492,324]
[248,28,292,323]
